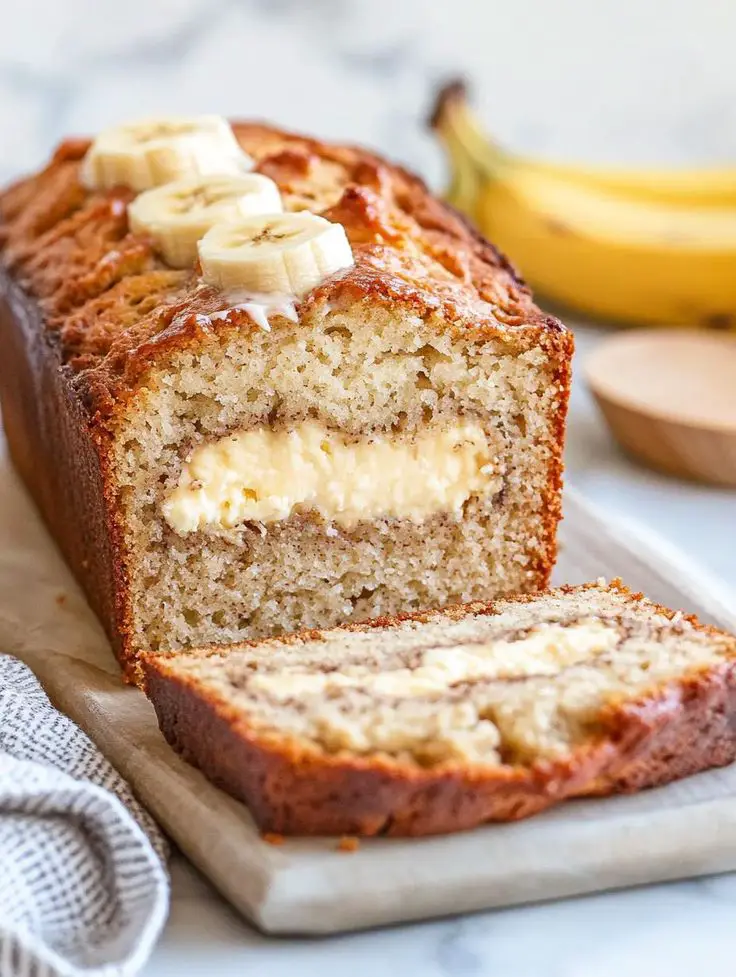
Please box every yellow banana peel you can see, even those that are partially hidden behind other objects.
[430,80,736,329]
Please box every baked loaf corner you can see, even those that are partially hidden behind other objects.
[0,119,572,680]
[143,580,736,836]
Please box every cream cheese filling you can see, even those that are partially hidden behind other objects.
[163,419,499,533]
[248,622,620,700]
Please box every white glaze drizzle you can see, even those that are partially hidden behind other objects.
[208,291,299,332]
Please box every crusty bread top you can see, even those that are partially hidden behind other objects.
[0,121,568,422]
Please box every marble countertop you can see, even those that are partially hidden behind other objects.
[151,856,736,977]
[2,0,735,973]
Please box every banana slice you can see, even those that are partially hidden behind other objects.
[198,212,354,296]
[127,174,283,268]
[81,116,251,192]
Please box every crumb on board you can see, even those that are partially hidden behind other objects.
[337,836,360,853]
[262,832,285,846]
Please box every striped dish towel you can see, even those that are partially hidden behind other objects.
[0,655,169,977]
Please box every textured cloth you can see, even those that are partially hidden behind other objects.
[0,655,169,977]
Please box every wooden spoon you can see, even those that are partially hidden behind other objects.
[585,330,736,487]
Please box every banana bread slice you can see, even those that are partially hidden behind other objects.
[0,119,572,682]
[143,580,736,837]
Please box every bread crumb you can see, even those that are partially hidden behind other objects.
[337,836,360,853]
[262,832,285,846]
[55,593,67,606]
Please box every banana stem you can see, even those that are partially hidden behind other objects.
[430,80,511,216]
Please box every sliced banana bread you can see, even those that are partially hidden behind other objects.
[143,580,736,837]
[0,115,572,682]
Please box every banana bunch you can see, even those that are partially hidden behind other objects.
[430,81,736,329]
[81,116,354,295]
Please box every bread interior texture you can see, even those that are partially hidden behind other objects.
[114,296,562,657]
[159,588,733,767]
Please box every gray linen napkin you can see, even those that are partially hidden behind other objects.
[0,654,169,977]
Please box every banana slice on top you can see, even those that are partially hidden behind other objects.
[81,115,251,192]
[128,174,283,268]
[198,212,354,296]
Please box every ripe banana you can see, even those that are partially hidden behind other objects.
[198,212,354,296]
[431,81,736,329]
[127,174,283,268]
[81,115,251,192]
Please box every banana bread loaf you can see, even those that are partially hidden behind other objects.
[0,116,572,681]
[143,581,736,837]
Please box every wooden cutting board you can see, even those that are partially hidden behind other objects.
[2,432,736,935]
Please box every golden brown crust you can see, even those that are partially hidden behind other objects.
[0,123,571,424]
[584,667,736,797]
[0,121,572,677]
[0,274,130,662]
[142,583,736,836]
[145,668,612,835]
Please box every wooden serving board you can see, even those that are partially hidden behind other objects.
[2,430,736,935]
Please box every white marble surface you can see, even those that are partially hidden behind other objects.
[2,0,736,973]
